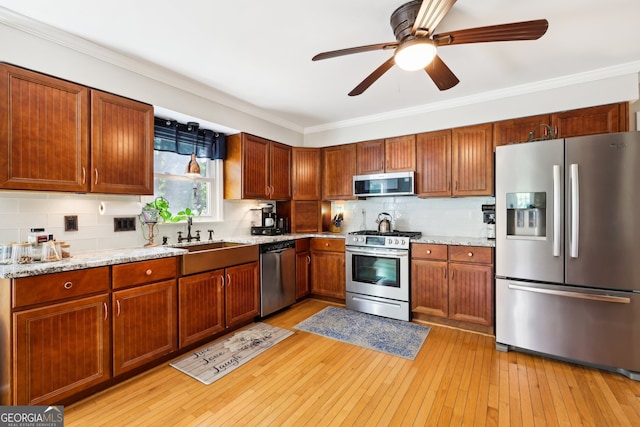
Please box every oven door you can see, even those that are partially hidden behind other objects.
[345,246,409,302]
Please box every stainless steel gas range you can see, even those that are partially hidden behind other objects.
[345,230,421,321]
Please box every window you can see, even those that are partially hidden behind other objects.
[152,151,223,221]
[151,117,226,222]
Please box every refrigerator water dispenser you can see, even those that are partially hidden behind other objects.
[506,192,546,238]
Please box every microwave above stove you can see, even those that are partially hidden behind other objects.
[353,171,415,197]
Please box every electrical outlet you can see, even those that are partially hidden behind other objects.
[114,217,136,232]
[64,215,78,231]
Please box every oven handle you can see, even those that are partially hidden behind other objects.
[346,247,409,258]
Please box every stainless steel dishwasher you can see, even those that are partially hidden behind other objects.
[260,240,296,317]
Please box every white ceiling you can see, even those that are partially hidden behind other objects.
[1,0,640,133]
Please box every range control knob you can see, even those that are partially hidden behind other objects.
[387,238,393,244]
[394,239,400,245]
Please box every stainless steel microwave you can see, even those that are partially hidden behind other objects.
[353,171,415,197]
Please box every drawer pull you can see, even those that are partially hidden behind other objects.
[63,281,73,290]
[426,250,431,254]
[467,252,473,257]
[145,269,153,276]
[325,243,329,247]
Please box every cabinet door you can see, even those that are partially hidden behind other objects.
[411,259,448,317]
[178,270,225,348]
[225,262,260,328]
[269,141,292,200]
[292,147,321,200]
[0,63,89,192]
[356,139,385,175]
[112,279,177,376]
[242,134,270,199]
[551,103,628,138]
[416,130,452,197]
[448,262,493,326]
[14,294,110,405]
[90,90,154,194]
[322,144,357,200]
[493,114,551,148]
[385,135,416,172]
[296,250,311,299]
[452,123,493,197]
[310,250,346,299]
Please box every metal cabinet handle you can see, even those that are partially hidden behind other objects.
[145,269,153,276]
[467,252,473,257]
[426,249,431,254]
[81,167,86,185]
[94,168,99,185]
[226,273,231,286]
[116,300,121,316]
[103,302,108,320]
[307,255,311,264]
[63,281,73,290]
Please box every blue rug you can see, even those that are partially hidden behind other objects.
[293,306,430,360]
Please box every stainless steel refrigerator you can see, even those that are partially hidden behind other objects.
[495,131,640,380]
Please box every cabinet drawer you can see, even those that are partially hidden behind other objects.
[13,267,110,308]
[449,246,493,264]
[411,243,447,260]
[310,238,345,252]
[112,257,177,289]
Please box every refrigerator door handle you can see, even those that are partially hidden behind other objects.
[569,163,580,258]
[508,284,630,304]
[553,165,561,257]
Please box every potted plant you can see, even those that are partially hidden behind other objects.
[141,197,196,224]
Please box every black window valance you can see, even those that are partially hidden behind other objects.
[154,117,226,160]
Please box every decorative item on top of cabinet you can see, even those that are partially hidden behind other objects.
[310,238,346,300]
[90,90,154,194]
[292,147,322,200]
[356,135,416,175]
[224,132,291,200]
[0,63,89,192]
[322,144,357,200]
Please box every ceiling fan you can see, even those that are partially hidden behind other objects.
[312,0,549,96]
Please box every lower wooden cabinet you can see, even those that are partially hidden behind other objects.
[295,239,311,299]
[13,294,110,405]
[112,279,177,376]
[310,238,346,299]
[411,243,494,333]
[224,262,260,329]
[178,270,225,348]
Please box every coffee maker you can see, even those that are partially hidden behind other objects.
[251,204,287,235]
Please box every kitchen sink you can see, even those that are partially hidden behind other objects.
[177,241,259,275]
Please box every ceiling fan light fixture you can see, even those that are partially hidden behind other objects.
[393,38,436,71]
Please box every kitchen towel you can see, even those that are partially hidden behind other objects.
[98,201,142,216]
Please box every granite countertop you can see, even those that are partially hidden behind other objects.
[0,232,493,279]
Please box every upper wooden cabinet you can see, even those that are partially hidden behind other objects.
[356,136,416,175]
[551,103,628,138]
[224,132,291,200]
[0,63,154,194]
[322,144,357,200]
[416,130,452,197]
[451,123,493,197]
[416,124,493,197]
[292,147,321,200]
[90,90,154,194]
[0,63,89,192]
[493,114,551,148]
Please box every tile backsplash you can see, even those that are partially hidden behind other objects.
[0,191,494,254]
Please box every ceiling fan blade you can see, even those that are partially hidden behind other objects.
[433,19,549,46]
[412,0,457,37]
[348,56,396,96]
[312,42,399,61]
[424,54,459,91]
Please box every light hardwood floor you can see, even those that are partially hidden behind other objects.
[65,299,640,426]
